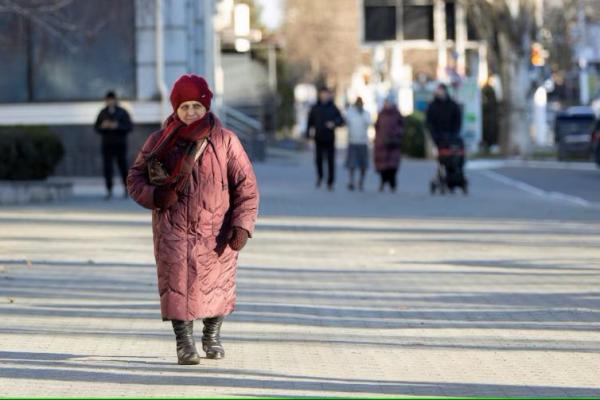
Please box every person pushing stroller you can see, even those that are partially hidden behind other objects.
[426,84,468,194]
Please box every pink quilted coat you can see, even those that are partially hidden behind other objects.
[127,122,259,321]
[374,107,404,172]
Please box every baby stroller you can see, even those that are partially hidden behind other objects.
[430,136,468,195]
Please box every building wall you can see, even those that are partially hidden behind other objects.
[50,123,159,177]
[0,0,216,177]
[135,0,215,100]
[222,53,270,106]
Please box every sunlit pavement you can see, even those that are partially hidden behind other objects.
[1,150,599,397]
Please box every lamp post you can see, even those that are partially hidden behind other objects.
[577,0,590,105]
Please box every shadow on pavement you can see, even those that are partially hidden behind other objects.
[0,352,598,397]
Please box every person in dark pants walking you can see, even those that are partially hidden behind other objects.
[374,95,404,192]
[94,91,133,200]
[305,87,344,191]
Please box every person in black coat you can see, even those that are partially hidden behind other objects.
[305,87,344,190]
[426,84,462,148]
[94,91,133,199]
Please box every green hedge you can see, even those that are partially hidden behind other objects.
[0,126,65,180]
[402,111,426,158]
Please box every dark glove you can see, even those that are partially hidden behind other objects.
[229,227,249,251]
[153,187,178,209]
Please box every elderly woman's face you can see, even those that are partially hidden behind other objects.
[177,101,206,125]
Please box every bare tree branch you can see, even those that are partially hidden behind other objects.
[283,0,360,89]
[2,0,79,51]
[0,0,121,53]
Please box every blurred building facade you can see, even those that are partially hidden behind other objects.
[216,0,278,141]
[0,0,218,175]
[357,0,486,151]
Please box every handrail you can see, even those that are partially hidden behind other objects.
[219,104,266,161]
[221,104,262,130]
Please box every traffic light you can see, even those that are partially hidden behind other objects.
[531,43,547,67]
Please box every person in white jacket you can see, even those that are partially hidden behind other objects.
[344,97,371,191]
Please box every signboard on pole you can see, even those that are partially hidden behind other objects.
[456,77,482,153]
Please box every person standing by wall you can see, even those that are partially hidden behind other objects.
[305,87,344,191]
[94,91,133,200]
[344,97,371,191]
[374,95,404,193]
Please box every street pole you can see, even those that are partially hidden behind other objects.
[577,0,590,105]
[532,0,548,146]
[155,0,169,121]
[433,0,447,81]
[267,42,277,93]
[455,0,467,77]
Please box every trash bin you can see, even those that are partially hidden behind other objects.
[554,106,597,161]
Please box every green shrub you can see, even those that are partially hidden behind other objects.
[402,111,426,158]
[0,126,65,180]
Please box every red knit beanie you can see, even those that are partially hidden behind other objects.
[169,74,213,112]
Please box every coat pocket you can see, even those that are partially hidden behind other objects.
[198,208,215,238]
[155,209,186,240]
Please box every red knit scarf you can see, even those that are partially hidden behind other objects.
[147,112,214,191]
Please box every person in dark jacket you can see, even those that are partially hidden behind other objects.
[305,87,344,191]
[481,82,499,152]
[94,91,133,200]
[425,84,462,148]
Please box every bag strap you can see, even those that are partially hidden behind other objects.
[193,137,209,162]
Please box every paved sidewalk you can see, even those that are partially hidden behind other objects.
[1,151,600,397]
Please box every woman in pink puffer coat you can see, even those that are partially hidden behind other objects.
[127,74,259,365]
[374,96,404,192]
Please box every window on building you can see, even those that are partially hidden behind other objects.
[0,15,28,102]
[467,9,480,41]
[364,6,397,42]
[0,0,135,103]
[403,5,434,40]
[364,0,397,42]
[445,1,455,41]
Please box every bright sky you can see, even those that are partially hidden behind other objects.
[255,0,283,30]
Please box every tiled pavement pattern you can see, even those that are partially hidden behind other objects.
[1,151,599,397]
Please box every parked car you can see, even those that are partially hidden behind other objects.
[554,106,597,160]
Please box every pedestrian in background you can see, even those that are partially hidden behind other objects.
[305,87,344,191]
[94,91,133,200]
[425,83,462,149]
[127,74,259,365]
[374,95,404,193]
[344,97,371,191]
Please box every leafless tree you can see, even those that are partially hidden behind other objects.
[468,0,539,155]
[542,0,600,73]
[0,0,114,52]
[468,0,600,155]
[283,0,361,92]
